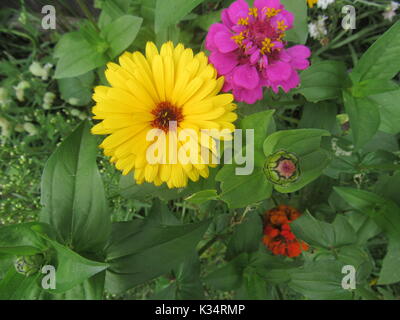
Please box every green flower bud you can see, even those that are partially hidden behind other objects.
[14,254,44,276]
[263,150,300,187]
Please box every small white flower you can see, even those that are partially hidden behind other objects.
[383,1,399,21]
[13,81,30,102]
[331,138,353,157]
[29,61,52,80]
[23,122,38,136]
[317,0,335,10]
[0,117,11,138]
[308,15,328,40]
[0,87,10,106]
[68,97,80,106]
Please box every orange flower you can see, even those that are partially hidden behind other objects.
[262,205,309,258]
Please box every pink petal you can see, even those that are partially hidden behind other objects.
[215,31,238,53]
[233,64,260,90]
[233,86,263,104]
[287,45,311,59]
[266,61,292,82]
[206,23,228,51]
[221,9,234,28]
[254,0,282,10]
[228,0,249,24]
[280,70,300,92]
[209,51,238,75]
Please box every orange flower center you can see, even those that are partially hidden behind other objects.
[151,101,184,132]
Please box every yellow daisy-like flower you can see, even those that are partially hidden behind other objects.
[307,0,319,8]
[91,41,237,188]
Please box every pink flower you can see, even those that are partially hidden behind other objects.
[206,0,311,104]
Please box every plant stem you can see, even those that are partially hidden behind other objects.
[76,0,101,33]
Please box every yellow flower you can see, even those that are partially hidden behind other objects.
[91,41,237,188]
[307,0,319,8]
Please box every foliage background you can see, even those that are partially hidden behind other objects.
[0,0,400,300]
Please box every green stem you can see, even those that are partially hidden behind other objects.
[76,0,101,33]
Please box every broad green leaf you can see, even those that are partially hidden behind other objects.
[289,260,353,300]
[0,267,43,300]
[204,253,249,291]
[263,128,330,156]
[351,20,400,82]
[41,271,106,300]
[152,253,204,300]
[105,218,210,293]
[378,238,400,285]
[350,79,398,98]
[101,15,143,58]
[226,211,262,260]
[374,172,400,207]
[40,121,111,253]
[250,249,301,284]
[299,102,338,132]
[216,166,272,209]
[297,61,349,102]
[43,238,108,294]
[155,0,204,33]
[119,175,190,201]
[0,223,49,255]
[184,189,218,204]
[57,71,95,106]
[54,31,108,78]
[281,0,308,44]
[240,110,275,167]
[291,211,357,249]
[236,268,268,300]
[334,187,400,240]
[370,89,400,135]
[343,91,380,150]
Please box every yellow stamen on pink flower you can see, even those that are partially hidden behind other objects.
[248,7,258,17]
[260,37,275,55]
[277,20,288,32]
[266,8,281,18]
[238,17,249,25]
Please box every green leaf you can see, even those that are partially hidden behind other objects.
[57,71,95,106]
[0,223,49,255]
[152,252,204,300]
[289,260,353,300]
[216,166,272,209]
[97,0,132,30]
[105,218,210,293]
[226,212,262,260]
[291,211,357,249]
[101,15,143,58]
[281,0,308,44]
[379,238,400,285]
[40,121,111,253]
[43,238,108,294]
[299,102,338,132]
[184,189,218,204]
[343,91,380,150]
[350,79,398,98]
[155,0,204,33]
[54,32,108,79]
[240,110,275,167]
[297,61,349,102]
[195,10,222,31]
[370,89,400,135]
[119,175,190,201]
[351,20,400,82]
[263,128,330,157]
[204,253,249,291]
[334,187,400,240]
[0,267,43,300]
